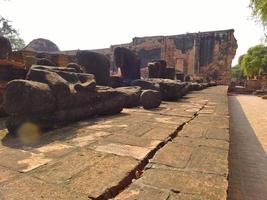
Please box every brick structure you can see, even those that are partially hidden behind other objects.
[78,29,237,85]
[13,29,237,85]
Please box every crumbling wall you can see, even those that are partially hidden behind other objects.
[85,29,237,85]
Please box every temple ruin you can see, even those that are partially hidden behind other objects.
[65,29,237,85]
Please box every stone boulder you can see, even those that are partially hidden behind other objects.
[155,79,186,100]
[3,80,55,116]
[76,50,110,86]
[208,81,217,87]
[114,47,140,84]
[3,66,125,135]
[132,78,187,101]
[27,65,96,109]
[148,60,175,80]
[0,60,27,81]
[0,36,12,59]
[0,60,28,116]
[148,60,166,78]
[188,82,202,91]
[115,86,142,108]
[36,58,56,66]
[109,75,123,88]
[140,90,161,109]
[164,68,175,80]
[131,79,159,91]
[66,63,84,73]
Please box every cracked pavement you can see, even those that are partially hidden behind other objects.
[0,86,229,200]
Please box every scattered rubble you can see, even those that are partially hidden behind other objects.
[0,36,12,59]
[3,65,125,135]
[77,50,110,86]
[114,47,141,85]
[0,35,219,137]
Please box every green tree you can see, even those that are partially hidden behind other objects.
[240,45,267,78]
[250,0,267,27]
[0,16,25,51]
[231,64,245,79]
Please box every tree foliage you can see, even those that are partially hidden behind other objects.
[239,45,267,78]
[0,16,25,51]
[250,0,267,27]
[231,64,245,79]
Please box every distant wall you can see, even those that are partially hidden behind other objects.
[88,29,237,85]
[14,30,237,85]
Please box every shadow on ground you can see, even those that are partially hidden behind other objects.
[1,112,131,150]
[228,96,267,200]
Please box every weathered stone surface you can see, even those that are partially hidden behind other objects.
[0,176,88,200]
[93,143,151,160]
[65,62,84,73]
[180,127,206,139]
[151,143,194,168]
[0,166,19,183]
[103,133,161,149]
[172,137,229,150]
[69,154,138,199]
[148,60,175,80]
[0,86,230,199]
[11,50,77,68]
[3,65,126,135]
[116,86,142,108]
[148,60,167,78]
[0,59,28,116]
[27,67,71,99]
[109,75,123,88]
[164,67,176,80]
[155,79,187,100]
[5,86,125,135]
[26,65,96,108]
[0,36,12,59]
[0,59,27,81]
[31,142,74,158]
[132,79,187,100]
[24,38,60,52]
[188,82,203,91]
[142,127,175,140]
[76,50,110,85]
[168,193,206,200]
[0,148,51,172]
[114,47,141,84]
[140,89,161,109]
[187,146,228,176]
[205,127,229,141]
[33,149,106,184]
[114,184,170,200]
[36,58,56,66]
[66,131,111,147]
[131,79,159,91]
[3,80,55,115]
[138,168,227,200]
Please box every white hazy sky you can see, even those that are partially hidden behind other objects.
[0,0,264,65]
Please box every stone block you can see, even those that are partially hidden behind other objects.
[69,154,138,199]
[151,143,194,168]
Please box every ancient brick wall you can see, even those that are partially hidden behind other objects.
[21,29,236,85]
[128,30,237,84]
[85,29,237,85]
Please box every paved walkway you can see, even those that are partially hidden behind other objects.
[228,95,267,200]
[0,86,229,200]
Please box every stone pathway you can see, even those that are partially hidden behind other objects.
[228,95,267,200]
[0,86,229,200]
